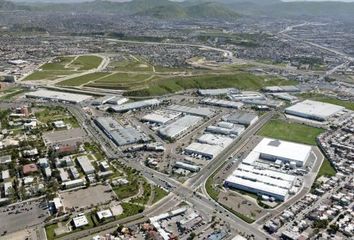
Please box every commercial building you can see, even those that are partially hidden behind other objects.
[222,111,258,126]
[62,179,85,189]
[26,89,92,103]
[201,98,244,109]
[167,105,214,118]
[95,117,150,146]
[72,215,89,228]
[243,138,312,167]
[1,170,10,181]
[77,156,95,175]
[285,100,345,122]
[174,161,200,172]
[0,155,11,165]
[109,99,160,113]
[142,110,181,125]
[158,115,202,139]
[96,209,113,221]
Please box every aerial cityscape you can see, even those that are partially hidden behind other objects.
[0,0,353,240]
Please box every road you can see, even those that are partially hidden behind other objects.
[107,38,235,61]
[66,104,276,240]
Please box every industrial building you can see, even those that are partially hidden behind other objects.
[109,99,160,113]
[185,134,233,159]
[198,88,239,96]
[285,100,345,122]
[225,163,297,201]
[25,89,92,103]
[167,105,214,118]
[201,98,244,109]
[222,111,258,126]
[228,91,265,101]
[142,110,181,125]
[77,156,95,175]
[72,215,89,228]
[263,86,300,93]
[95,117,150,146]
[158,115,202,139]
[206,121,245,137]
[243,138,312,167]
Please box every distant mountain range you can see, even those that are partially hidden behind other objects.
[2,0,354,19]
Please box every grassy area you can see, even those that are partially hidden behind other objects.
[24,70,77,81]
[24,55,102,81]
[57,72,111,86]
[125,73,296,96]
[113,180,139,200]
[109,57,153,72]
[45,214,94,240]
[71,55,103,70]
[35,106,78,128]
[316,158,336,179]
[258,119,325,145]
[221,203,255,223]
[0,89,26,100]
[131,182,151,205]
[117,202,144,220]
[40,56,75,71]
[300,93,354,111]
[151,186,168,204]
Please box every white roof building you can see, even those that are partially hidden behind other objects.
[285,100,345,121]
[142,110,181,125]
[253,138,312,167]
[77,156,95,175]
[26,89,92,104]
[158,115,202,139]
[1,170,10,181]
[72,215,89,228]
[96,209,113,220]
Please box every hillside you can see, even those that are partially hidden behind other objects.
[138,1,240,20]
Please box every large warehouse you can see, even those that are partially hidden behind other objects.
[285,100,345,122]
[109,99,160,113]
[26,89,92,103]
[158,115,202,139]
[185,134,233,159]
[222,111,258,126]
[224,164,296,201]
[142,110,181,125]
[94,117,150,146]
[167,105,214,118]
[243,138,312,167]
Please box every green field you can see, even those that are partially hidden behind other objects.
[258,119,325,145]
[300,93,354,111]
[71,55,103,70]
[316,158,336,179]
[40,56,75,71]
[125,73,296,96]
[24,55,103,81]
[58,72,111,86]
[109,57,153,72]
[24,70,77,81]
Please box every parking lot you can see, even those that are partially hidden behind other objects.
[0,200,48,235]
[60,185,115,210]
[42,128,87,146]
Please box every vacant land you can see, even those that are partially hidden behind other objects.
[57,72,111,86]
[257,119,325,145]
[300,93,354,111]
[316,158,336,179]
[71,55,103,70]
[24,55,103,81]
[125,73,296,96]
